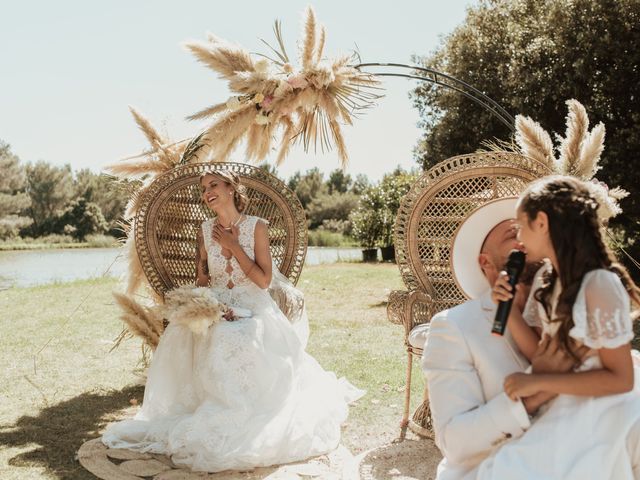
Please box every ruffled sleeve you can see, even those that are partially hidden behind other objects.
[522,261,552,329]
[570,269,633,349]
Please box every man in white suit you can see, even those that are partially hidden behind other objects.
[410,198,577,479]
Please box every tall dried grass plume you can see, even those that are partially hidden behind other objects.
[184,6,383,167]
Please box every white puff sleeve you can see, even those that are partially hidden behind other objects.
[570,269,633,349]
[522,262,552,329]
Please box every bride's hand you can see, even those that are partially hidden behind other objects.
[212,224,240,251]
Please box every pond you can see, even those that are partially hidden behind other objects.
[0,247,364,289]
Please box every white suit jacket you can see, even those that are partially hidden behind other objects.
[416,290,531,480]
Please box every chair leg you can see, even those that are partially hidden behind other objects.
[409,385,433,438]
[399,349,413,440]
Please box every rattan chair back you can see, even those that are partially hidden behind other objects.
[394,151,551,315]
[134,162,307,298]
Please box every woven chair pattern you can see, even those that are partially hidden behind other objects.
[134,162,307,298]
[388,151,551,438]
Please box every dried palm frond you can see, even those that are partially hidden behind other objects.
[123,187,145,220]
[179,131,209,164]
[185,6,382,166]
[558,99,589,176]
[276,115,297,165]
[478,137,519,154]
[575,122,605,180]
[514,115,556,169]
[258,19,290,65]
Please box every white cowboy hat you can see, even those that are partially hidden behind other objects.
[451,197,518,299]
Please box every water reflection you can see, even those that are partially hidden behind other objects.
[0,247,363,289]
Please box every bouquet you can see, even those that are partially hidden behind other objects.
[161,286,252,335]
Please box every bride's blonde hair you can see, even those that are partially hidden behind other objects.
[199,169,249,213]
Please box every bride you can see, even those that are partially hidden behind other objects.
[102,169,364,472]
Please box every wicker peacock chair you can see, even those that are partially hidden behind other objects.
[387,151,551,439]
[133,161,307,301]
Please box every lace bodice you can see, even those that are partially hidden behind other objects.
[523,261,633,350]
[201,215,262,290]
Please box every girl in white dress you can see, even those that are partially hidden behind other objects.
[478,175,640,479]
[102,169,363,473]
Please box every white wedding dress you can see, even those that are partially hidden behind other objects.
[477,264,640,480]
[103,215,364,472]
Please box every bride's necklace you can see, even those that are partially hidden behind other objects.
[218,214,243,231]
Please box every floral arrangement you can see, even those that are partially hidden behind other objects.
[106,7,380,357]
[160,286,237,335]
[513,99,628,223]
[112,285,239,357]
[184,6,382,167]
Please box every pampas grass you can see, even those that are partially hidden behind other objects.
[159,285,226,336]
[186,102,228,121]
[184,6,382,167]
[111,284,232,352]
[576,122,605,180]
[111,292,164,350]
[513,99,626,223]
[184,39,255,81]
[514,115,556,170]
[558,99,589,176]
[301,5,317,70]
[123,235,147,296]
[106,107,186,181]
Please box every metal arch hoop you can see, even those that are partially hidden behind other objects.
[354,62,515,133]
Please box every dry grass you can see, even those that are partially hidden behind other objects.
[0,263,426,479]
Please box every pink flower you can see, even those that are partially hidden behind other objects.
[261,95,274,109]
[287,74,308,89]
[590,178,609,192]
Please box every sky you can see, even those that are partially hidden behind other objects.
[1,1,475,182]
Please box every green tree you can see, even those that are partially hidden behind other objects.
[379,168,419,246]
[291,168,327,209]
[327,169,352,194]
[257,163,281,178]
[350,174,370,195]
[0,142,32,239]
[306,192,359,229]
[23,161,75,236]
[57,198,108,241]
[75,169,128,234]
[412,0,640,276]
[349,186,385,248]
[287,171,302,192]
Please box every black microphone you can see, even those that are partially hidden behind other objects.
[491,249,526,336]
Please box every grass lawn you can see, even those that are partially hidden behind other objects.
[0,263,427,479]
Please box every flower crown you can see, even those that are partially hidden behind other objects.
[514,99,628,223]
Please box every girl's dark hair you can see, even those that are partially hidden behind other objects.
[199,169,249,213]
[519,175,640,358]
